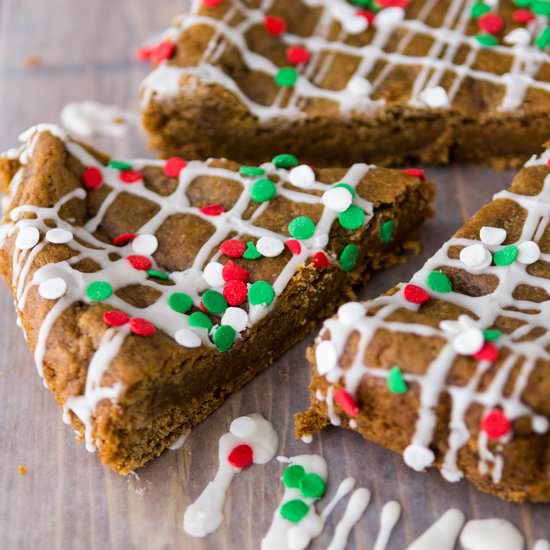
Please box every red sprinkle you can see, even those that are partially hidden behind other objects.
[264,15,286,36]
[103,310,130,327]
[356,10,376,25]
[198,300,207,313]
[286,46,311,65]
[286,239,302,255]
[127,255,152,271]
[478,13,503,35]
[200,204,225,216]
[474,342,499,362]
[377,0,409,7]
[402,168,426,180]
[312,251,330,270]
[334,388,359,417]
[220,239,246,258]
[113,233,136,246]
[82,167,103,189]
[403,283,430,304]
[164,157,187,178]
[481,409,511,439]
[136,46,152,61]
[203,0,224,6]
[119,169,143,183]
[223,280,248,306]
[129,317,156,337]
[222,260,249,282]
[512,9,535,24]
[150,40,175,64]
[227,443,254,469]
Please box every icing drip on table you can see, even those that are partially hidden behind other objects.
[141,0,550,120]
[373,500,401,550]
[168,430,190,450]
[183,414,278,537]
[406,508,465,550]
[460,518,525,550]
[534,540,550,550]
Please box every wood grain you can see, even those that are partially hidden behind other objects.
[0,1,548,549]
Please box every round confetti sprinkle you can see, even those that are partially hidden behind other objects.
[127,255,152,271]
[230,416,256,438]
[480,226,506,245]
[213,324,236,352]
[164,157,187,178]
[536,27,550,49]
[476,32,498,47]
[286,239,302,255]
[275,67,299,88]
[387,365,408,394]
[534,1,550,16]
[337,301,366,325]
[202,289,227,314]
[283,464,306,488]
[257,236,284,258]
[288,216,316,240]
[132,234,158,256]
[459,243,492,271]
[203,0,224,6]
[312,251,330,270]
[287,45,311,65]
[334,182,356,197]
[289,165,315,189]
[264,14,286,35]
[188,311,213,331]
[334,388,358,417]
[316,340,338,375]
[342,12,368,34]
[109,160,132,171]
[251,178,277,202]
[200,203,225,216]
[16,226,40,250]
[280,500,309,524]
[517,241,540,264]
[119,169,143,183]
[380,219,395,244]
[273,153,299,169]
[483,328,502,342]
[426,270,453,293]
[203,261,225,287]
[147,269,170,281]
[113,233,136,246]
[375,6,406,27]
[223,279,248,306]
[401,168,425,180]
[168,292,193,313]
[322,186,353,213]
[470,2,492,18]
[240,166,265,177]
[45,228,73,244]
[338,205,365,231]
[38,277,67,300]
[175,329,202,348]
[347,76,372,95]
[481,409,511,439]
[85,281,113,302]
[493,245,518,266]
[129,317,156,336]
[221,307,248,332]
[222,260,249,282]
[403,283,430,304]
[419,86,449,108]
[82,166,103,189]
[512,8,535,24]
[473,341,499,362]
[248,280,275,306]
[300,473,326,499]
[103,310,130,327]
[505,27,531,46]
[150,40,175,64]
[478,13,503,34]
[220,239,246,258]
[339,244,359,272]
[243,241,262,260]
[452,328,484,355]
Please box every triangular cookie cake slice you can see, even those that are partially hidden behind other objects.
[0,125,433,473]
[297,142,550,503]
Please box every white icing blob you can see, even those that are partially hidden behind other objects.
[221,307,248,332]
[337,301,366,325]
[326,487,370,550]
[289,165,315,189]
[230,416,256,438]
[15,227,40,250]
[460,243,492,271]
[517,241,540,265]
[316,340,338,375]
[373,500,401,550]
[376,7,405,27]
[203,261,225,287]
[342,14,368,35]
[60,101,131,139]
[452,327,484,356]
[38,277,67,300]
[45,228,73,244]
[403,443,435,471]
[505,28,531,47]
[460,518,525,550]
[132,233,158,256]
[406,509,465,550]
[175,328,202,348]
[534,540,550,550]
[346,76,372,96]
[257,236,284,257]
[322,187,353,213]
[480,226,506,246]
[419,86,449,108]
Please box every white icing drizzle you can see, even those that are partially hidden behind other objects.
[183,414,278,537]
[534,540,550,550]
[406,508,465,550]
[326,487,370,550]
[373,500,401,550]
[140,0,550,120]
[460,518,525,550]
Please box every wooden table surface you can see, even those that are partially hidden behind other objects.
[0,1,548,549]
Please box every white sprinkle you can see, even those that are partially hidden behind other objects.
[322,187,353,213]
[419,86,449,108]
[403,444,435,471]
[517,241,540,265]
[342,14,368,35]
[15,226,40,250]
[221,307,248,332]
[452,327,484,356]
[504,28,531,46]
[175,329,202,348]
[38,277,67,300]
[45,228,73,244]
[230,416,256,438]
[256,236,284,258]
[480,226,506,246]
[301,434,313,444]
[347,76,372,96]
[375,7,405,27]
[459,243,492,271]
[338,302,366,325]
[316,340,338,375]
[132,233,158,256]
[289,164,315,189]
[532,416,549,433]
[203,262,225,287]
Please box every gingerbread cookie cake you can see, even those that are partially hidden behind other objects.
[297,143,550,503]
[0,125,433,473]
[140,0,550,169]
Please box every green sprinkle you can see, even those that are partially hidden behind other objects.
[288,216,316,240]
[470,2,492,18]
[339,244,359,272]
[212,324,236,352]
[476,33,498,47]
[427,270,453,293]
[168,292,193,313]
[380,219,395,244]
[334,182,356,198]
[248,280,275,306]
[85,281,113,302]
[273,153,299,169]
[299,473,326,499]
[483,328,502,342]
[513,0,532,6]
[202,289,227,314]
[147,269,170,281]
[282,464,306,488]
[251,178,277,203]
[243,241,262,260]
[351,0,375,7]
[280,499,309,523]
[275,67,299,88]
[188,311,213,331]
[493,245,518,266]
[387,366,408,394]
[108,160,132,171]
[533,1,550,15]
[239,166,266,177]
[338,205,366,231]
[535,27,550,49]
